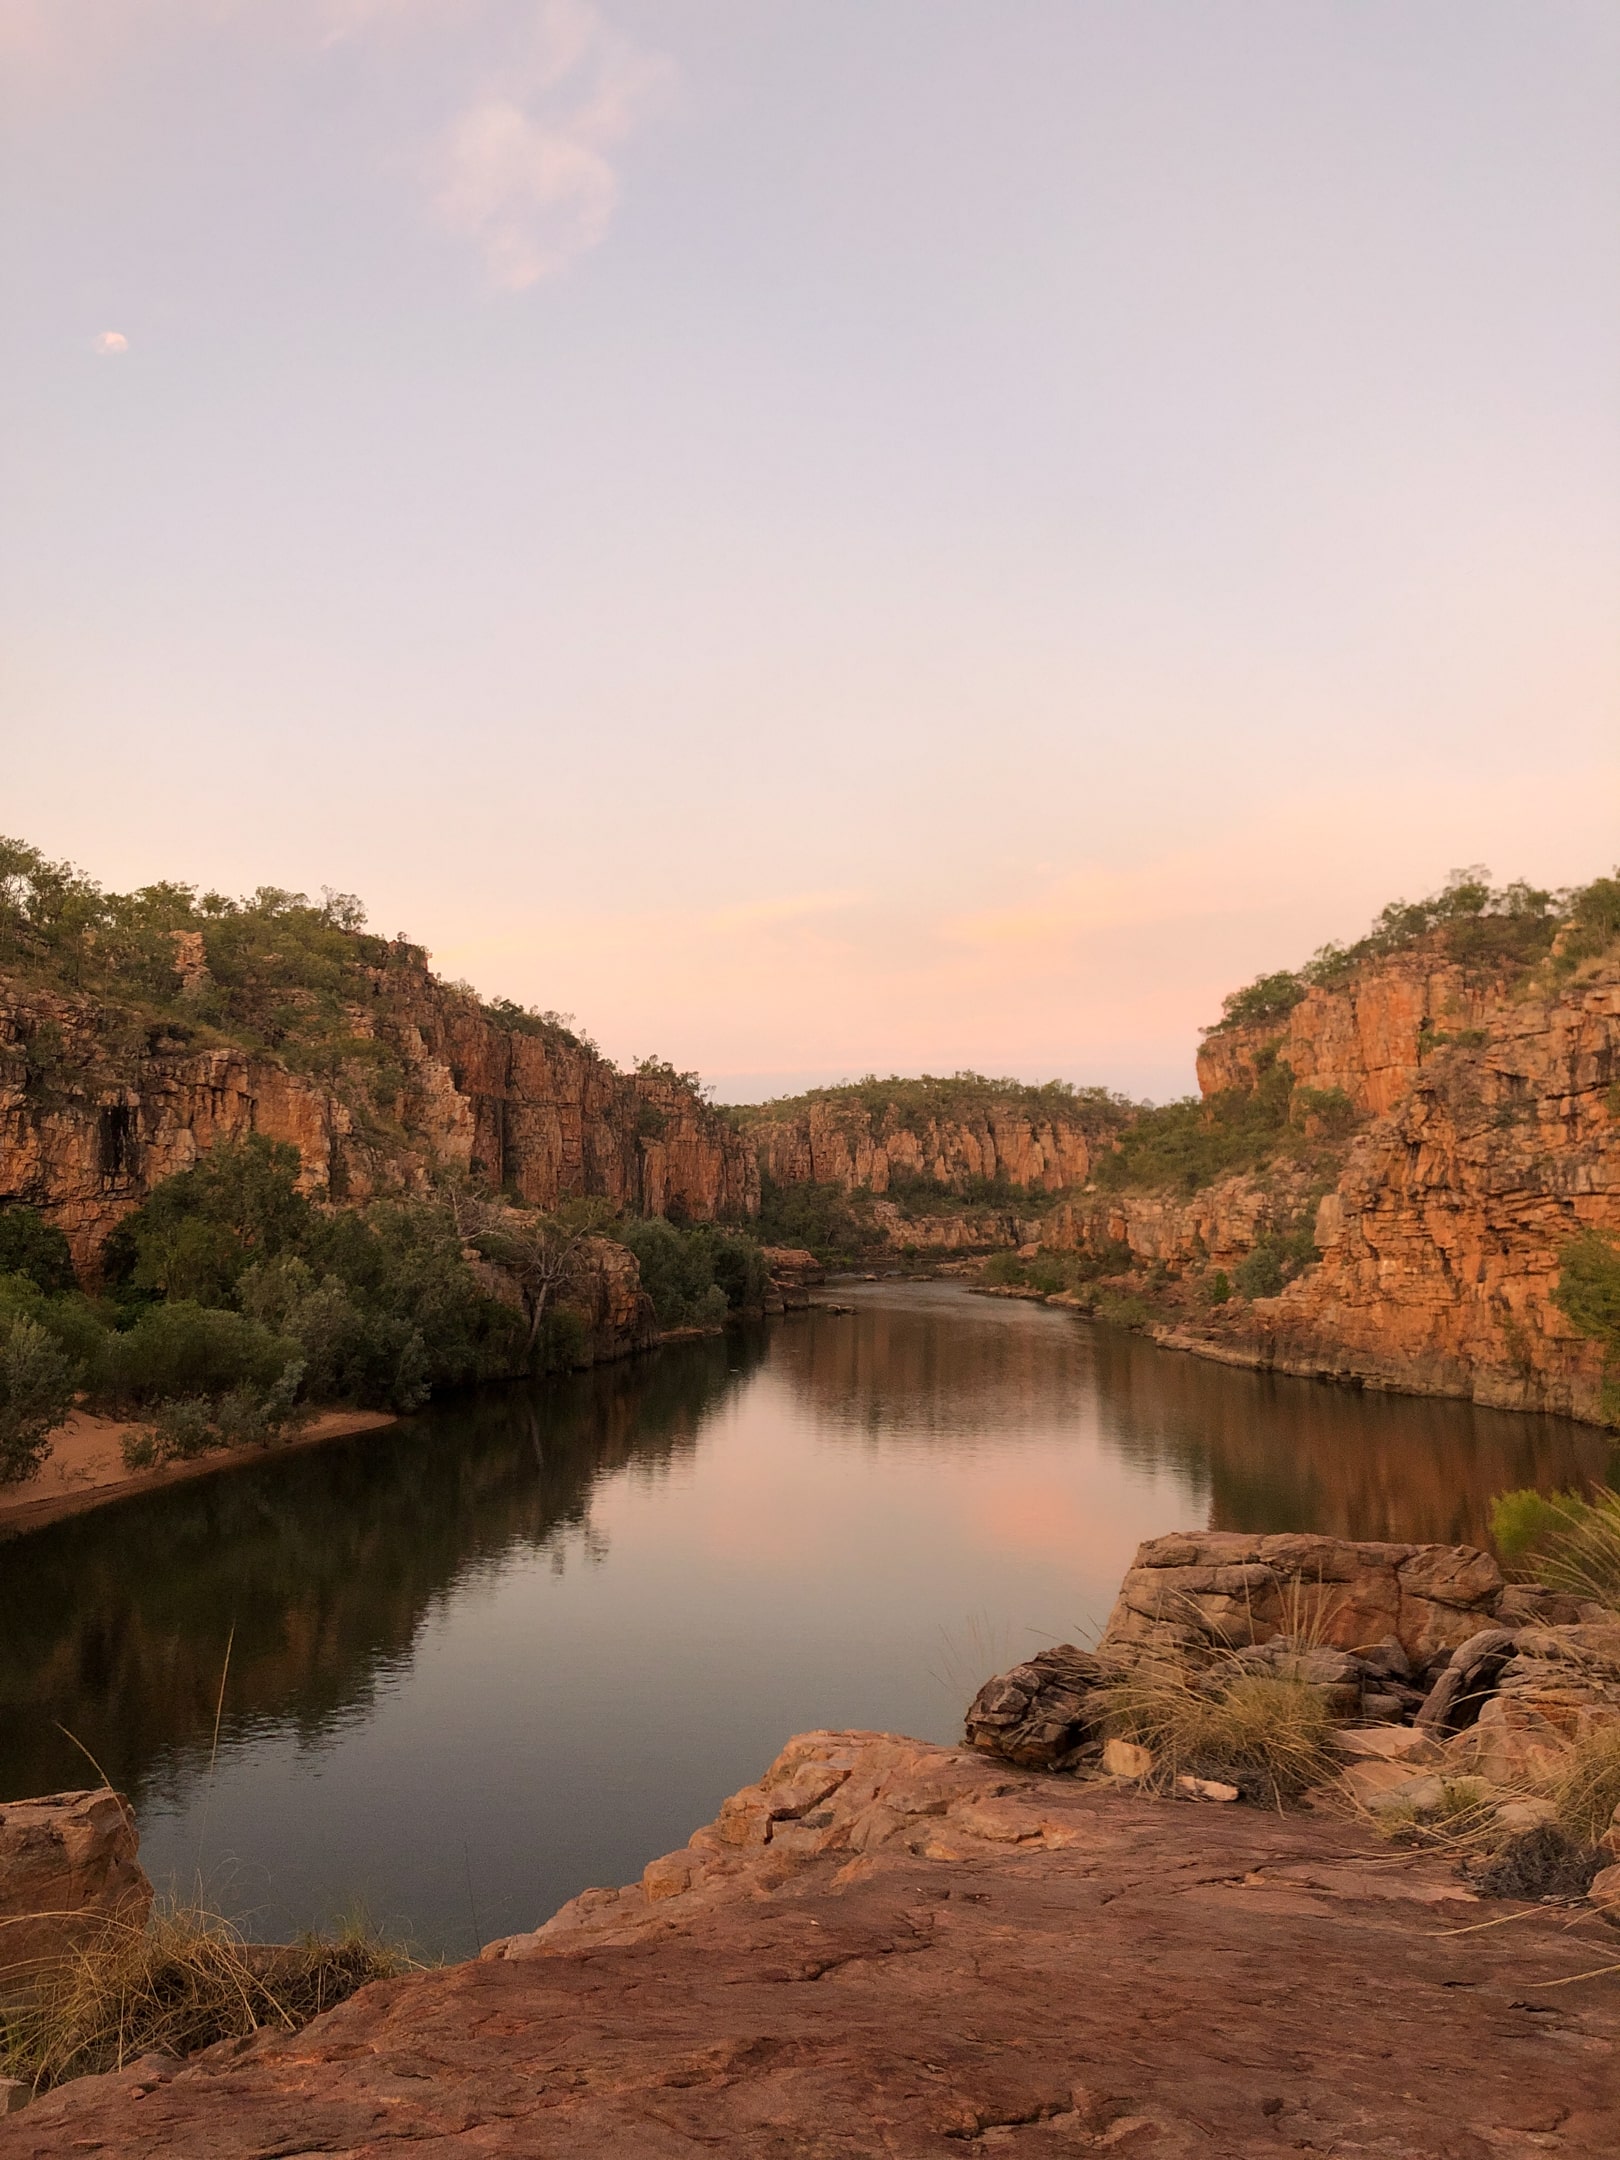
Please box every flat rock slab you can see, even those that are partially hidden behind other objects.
[7,1737,1618,2158]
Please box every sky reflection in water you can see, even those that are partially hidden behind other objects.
[1,1285,1605,1957]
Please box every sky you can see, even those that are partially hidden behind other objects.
[3,1,1617,1103]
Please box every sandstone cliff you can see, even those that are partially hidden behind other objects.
[745,1085,1114,1198]
[1049,934,1620,1424]
[0,953,755,1277]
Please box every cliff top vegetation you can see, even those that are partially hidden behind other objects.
[0,835,602,1071]
[1207,865,1620,1037]
[728,1071,1135,1132]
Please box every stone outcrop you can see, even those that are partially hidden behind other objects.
[964,1535,1620,1818]
[0,1790,150,2003]
[1097,1529,1511,1671]
[0,961,756,1276]
[11,1733,1618,2155]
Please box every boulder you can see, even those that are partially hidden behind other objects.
[0,1789,151,2002]
[963,1646,1114,1769]
[1414,1628,1521,1734]
[1590,1863,1620,1928]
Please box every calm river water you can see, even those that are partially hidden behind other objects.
[1,1283,1608,1957]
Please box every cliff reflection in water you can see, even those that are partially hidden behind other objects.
[0,1284,1606,1953]
[0,1334,764,1808]
[770,1287,1606,1546]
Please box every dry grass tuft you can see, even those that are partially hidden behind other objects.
[1472,1823,1604,1901]
[1099,1667,1340,1806]
[1,1899,409,2095]
[1544,1723,1620,1849]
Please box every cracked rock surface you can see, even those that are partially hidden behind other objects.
[7,1731,1618,2158]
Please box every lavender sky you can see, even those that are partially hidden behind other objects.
[3,1,1617,1101]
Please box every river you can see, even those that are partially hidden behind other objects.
[0,1283,1606,1958]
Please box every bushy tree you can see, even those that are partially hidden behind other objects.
[103,1302,301,1406]
[0,1206,77,1294]
[102,1137,314,1306]
[0,1313,78,1483]
[616,1218,728,1328]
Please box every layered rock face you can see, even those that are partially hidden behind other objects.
[0,961,755,1275]
[0,1790,151,2003]
[749,1096,1101,1198]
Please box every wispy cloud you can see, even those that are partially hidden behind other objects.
[430,2,672,290]
[5,0,670,290]
[92,329,129,354]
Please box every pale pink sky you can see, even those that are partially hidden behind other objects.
[4,2,1617,1099]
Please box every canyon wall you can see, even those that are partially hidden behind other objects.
[1059,948,1620,1425]
[0,956,756,1275]
[747,1096,1105,1197]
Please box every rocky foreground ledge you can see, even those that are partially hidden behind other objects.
[7,1725,1618,2158]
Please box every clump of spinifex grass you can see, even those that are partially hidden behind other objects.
[1099,1666,1340,1807]
[1,1899,409,2096]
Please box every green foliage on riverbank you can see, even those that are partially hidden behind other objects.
[614,1217,767,1328]
[0,1140,776,1481]
[754,1174,888,1264]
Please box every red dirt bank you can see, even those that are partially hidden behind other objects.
[8,1731,1616,2158]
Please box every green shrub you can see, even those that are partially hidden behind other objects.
[1552,1230,1620,1422]
[616,1218,729,1329]
[754,1175,884,1262]
[1094,1292,1151,1331]
[0,1313,78,1483]
[1234,1228,1319,1300]
[1094,1055,1297,1195]
[1291,1086,1359,1139]
[1214,970,1307,1031]
[1489,1485,1620,1611]
[697,1227,769,1311]
[0,1206,77,1294]
[1206,1270,1231,1304]
[101,1137,312,1308]
[102,1302,299,1407]
[0,1273,110,1390]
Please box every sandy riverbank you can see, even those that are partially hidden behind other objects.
[0,1406,399,1540]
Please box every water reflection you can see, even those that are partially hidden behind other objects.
[0,1334,765,1807]
[0,1285,1604,1953]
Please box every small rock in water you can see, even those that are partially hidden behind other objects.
[1175,1775,1239,1803]
[1102,1739,1154,1781]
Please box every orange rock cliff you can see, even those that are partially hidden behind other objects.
[0,947,756,1279]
